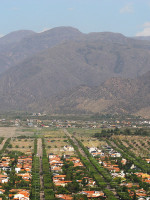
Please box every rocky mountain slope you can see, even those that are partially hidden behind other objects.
[0,27,150,116]
[51,71,150,117]
[0,27,83,73]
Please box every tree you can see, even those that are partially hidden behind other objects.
[73,194,88,200]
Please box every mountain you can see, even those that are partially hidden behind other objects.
[0,30,36,73]
[0,27,150,116]
[0,30,35,46]
[0,27,83,73]
[134,36,150,41]
[50,71,150,117]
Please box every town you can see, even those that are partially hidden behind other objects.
[0,115,149,200]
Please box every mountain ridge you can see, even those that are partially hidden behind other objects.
[0,26,83,73]
[0,27,150,116]
[50,72,150,117]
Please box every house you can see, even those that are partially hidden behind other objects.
[111,171,125,178]
[54,180,72,187]
[63,146,74,152]
[74,162,84,167]
[51,166,62,173]
[89,147,98,153]
[0,157,11,171]
[53,175,66,182]
[0,174,9,183]
[55,194,73,200]
[17,173,31,181]
[9,189,30,200]
[145,159,150,164]
[109,151,121,157]
[80,191,105,198]
[128,189,147,198]
[121,159,127,165]
[0,189,5,194]
[87,178,96,187]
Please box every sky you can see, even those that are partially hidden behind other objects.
[1,0,150,37]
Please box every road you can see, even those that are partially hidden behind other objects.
[64,129,88,158]
[0,138,7,151]
[37,138,45,200]
[64,129,119,199]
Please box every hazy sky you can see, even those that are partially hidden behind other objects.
[1,0,150,37]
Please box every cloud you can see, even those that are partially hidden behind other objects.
[68,8,74,11]
[120,3,134,14]
[11,7,19,11]
[136,22,150,36]
[0,34,3,37]
[39,28,51,33]
[143,22,150,27]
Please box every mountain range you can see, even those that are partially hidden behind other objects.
[0,26,150,117]
[50,72,150,118]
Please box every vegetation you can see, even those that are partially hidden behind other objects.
[109,139,150,173]
[42,138,55,199]
[67,136,118,200]
[30,138,40,200]
[94,128,150,139]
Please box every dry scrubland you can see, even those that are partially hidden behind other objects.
[69,128,107,148]
[68,128,102,137]
[43,129,75,156]
[16,128,40,137]
[79,137,107,148]
[43,129,65,138]
[0,127,17,137]
[0,127,37,138]
[7,138,34,154]
[45,137,75,156]
[0,127,36,153]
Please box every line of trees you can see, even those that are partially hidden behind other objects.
[0,138,11,155]
[42,138,55,200]
[94,128,150,138]
[30,138,40,200]
[74,137,132,200]
[111,139,150,173]
[67,136,118,200]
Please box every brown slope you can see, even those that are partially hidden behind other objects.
[0,32,150,112]
[0,30,35,46]
[0,30,36,73]
[51,72,150,116]
[134,36,150,41]
[0,27,83,73]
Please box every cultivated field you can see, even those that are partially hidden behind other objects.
[45,138,75,156]
[43,129,66,138]
[7,138,34,154]
[112,135,150,157]
[68,128,102,137]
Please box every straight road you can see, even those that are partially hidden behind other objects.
[64,129,88,158]
[37,138,45,200]
[64,129,119,198]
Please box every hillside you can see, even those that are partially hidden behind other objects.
[0,27,150,116]
[51,72,150,117]
[134,36,150,41]
[0,27,83,73]
[0,30,35,46]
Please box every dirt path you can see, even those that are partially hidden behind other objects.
[37,138,45,200]
[0,138,7,151]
